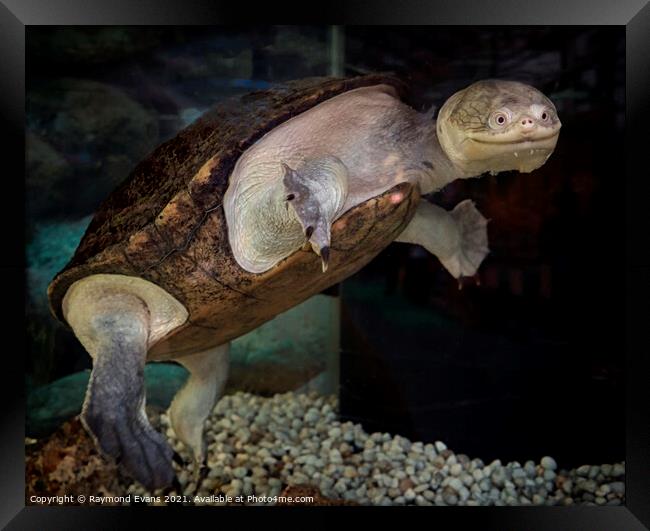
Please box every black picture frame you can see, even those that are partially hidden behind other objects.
[4,1,649,529]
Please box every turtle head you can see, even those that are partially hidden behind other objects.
[436,79,561,176]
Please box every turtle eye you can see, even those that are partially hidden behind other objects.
[488,109,510,129]
[540,109,552,122]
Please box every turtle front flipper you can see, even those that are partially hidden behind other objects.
[395,199,489,279]
[225,154,349,274]
[282,156,348,272]
[65,289,177,491]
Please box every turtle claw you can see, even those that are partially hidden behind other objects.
[82,402,176,491]
[457,273,481,291]
[172,450,185,466]
[163,476,182,495]
[320,246,330,272]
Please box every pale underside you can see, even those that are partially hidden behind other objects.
[224,84,426,274]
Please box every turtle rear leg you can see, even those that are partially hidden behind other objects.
[65,291,177,491]
[396,199,489,279]
[169,343,230,486]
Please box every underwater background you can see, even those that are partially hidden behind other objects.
[25,26,624,503]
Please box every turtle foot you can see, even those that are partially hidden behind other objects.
[439,199,489,279]
[282,157,348,272]
[82,401,176,491]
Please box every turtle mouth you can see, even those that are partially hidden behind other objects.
[467,130,560,147]
[453,129,560,174]
[464,131,560,159]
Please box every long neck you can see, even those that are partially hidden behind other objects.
[408,113,476,194]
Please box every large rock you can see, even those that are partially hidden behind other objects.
[26,133,71,220]
[27,78,159,217]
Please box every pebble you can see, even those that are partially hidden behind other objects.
[125,391,625,507]
[543,469,556,481]
[450,463,462,476]
[609,482,625,495]
[541,456,557,471]
[491,468,506,487]
[304,408,320,423]
[442,490,458,505]
[232,466,248,478]
[448,477,463,492]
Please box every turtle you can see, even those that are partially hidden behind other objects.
[47,73,561,491]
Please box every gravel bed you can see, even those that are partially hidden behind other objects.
[127,391,625,506]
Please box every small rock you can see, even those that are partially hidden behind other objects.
[543,469,556,481]
[232,466,248,479]
[479,478,491,492]
[491,468,506,487]
[608,481,625,495]
[387,487,400,498]
[612,463,625,477]
[334,479,348,494]
[540,456,557,471]
[532,494,545,504]
[524,460,537,477]
[328,427,342,439]
[448,478,463,492]
[512,468,526,480]
[304,408,320,423]
[581,480,597,493]
[442,490,458,505]
[595,484,611,497]
[399,478,415,493]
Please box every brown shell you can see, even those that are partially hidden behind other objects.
[47,74,419,360]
